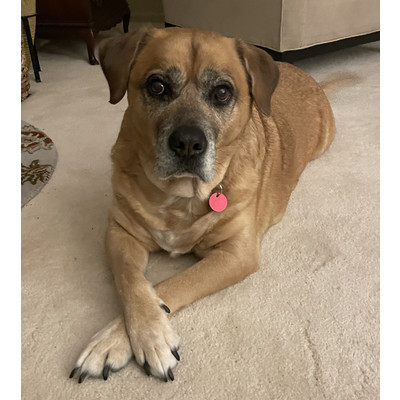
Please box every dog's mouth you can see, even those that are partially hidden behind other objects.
[170,162,213,182]
[156,151,215,183]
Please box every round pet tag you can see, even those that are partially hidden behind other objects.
[209,192,228,212]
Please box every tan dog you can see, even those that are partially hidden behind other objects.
[69,27,335,383]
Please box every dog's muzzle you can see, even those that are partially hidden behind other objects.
[155,123,215,183]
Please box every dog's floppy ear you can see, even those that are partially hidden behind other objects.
[236,40,279,116]
[99,28,151,104]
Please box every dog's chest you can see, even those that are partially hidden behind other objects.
[150,197,213,256]
[152,229,192,256]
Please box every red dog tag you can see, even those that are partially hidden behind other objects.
[209,192,228,212]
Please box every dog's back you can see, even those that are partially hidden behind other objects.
[243,62,336,232]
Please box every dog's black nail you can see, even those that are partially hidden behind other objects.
[143,361,151,376]
[78,372,88,384]
[103,365,111,381]
[167,368,174,381]
[171,349,180,361]
[164,375,168,382]
[160,304,171,314]
[69,367,78,379]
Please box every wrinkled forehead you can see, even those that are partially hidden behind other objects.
[132,28,247,85]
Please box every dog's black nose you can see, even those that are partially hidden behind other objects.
[168,126,207,158]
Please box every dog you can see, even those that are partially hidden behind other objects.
[69,27,335,383]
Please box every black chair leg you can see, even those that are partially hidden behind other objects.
[21,15,41,82]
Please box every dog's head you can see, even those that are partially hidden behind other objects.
[99,27,279,187]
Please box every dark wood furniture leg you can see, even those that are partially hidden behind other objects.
[83,28,99,65]
[123,10,130,33]
[36,0,130,65]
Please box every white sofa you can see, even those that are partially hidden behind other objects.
[162,0,379,59]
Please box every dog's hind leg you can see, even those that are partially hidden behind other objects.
[311,102,336,160]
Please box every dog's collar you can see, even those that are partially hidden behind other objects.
[209,184,228,212]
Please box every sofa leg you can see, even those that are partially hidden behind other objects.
[281,52,294,63]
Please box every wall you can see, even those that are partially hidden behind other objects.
[127,0,164,22]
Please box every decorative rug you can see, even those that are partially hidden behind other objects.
[21,121,58,207]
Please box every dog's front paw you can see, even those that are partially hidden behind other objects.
[70,315,132,383]
[126,301,181,382]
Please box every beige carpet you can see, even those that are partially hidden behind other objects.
[21,27,379,399]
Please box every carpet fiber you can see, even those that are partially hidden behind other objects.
[21,28,379,400]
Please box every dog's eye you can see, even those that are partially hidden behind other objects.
[212,85,232,104]
[148,79,166,96]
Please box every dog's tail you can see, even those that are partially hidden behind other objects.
[319,72,361,97]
